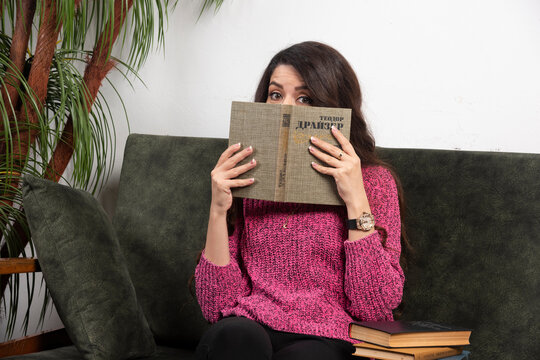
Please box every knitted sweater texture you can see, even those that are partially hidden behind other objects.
[195,165,404,343]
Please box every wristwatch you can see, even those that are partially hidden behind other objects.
[347,212,375,231]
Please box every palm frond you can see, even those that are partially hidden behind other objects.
[1,0,221,341]
[45,50,136,192]
[198,0,224,20]
[57,1,89,52]
[0,0,16,35]
[1,45,135,339]
[124,0,178,70]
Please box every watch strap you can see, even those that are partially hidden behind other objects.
[347,212,375,231]
[347,219,358,230]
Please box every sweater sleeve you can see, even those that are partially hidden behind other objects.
[194,212,251,323]
[343,167,404,321]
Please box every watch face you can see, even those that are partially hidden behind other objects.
[357,213,375,231]
[360,221,373,231]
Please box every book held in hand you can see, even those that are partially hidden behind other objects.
[349,320,471,348]
[352,342,464,360]
[228,101,351,205]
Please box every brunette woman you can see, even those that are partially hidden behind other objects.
[195,41,407,360]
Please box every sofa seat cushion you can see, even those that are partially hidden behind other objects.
[4,346,196,360]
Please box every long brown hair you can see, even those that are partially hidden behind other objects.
[255,41,411,257]
[255,42,379,166]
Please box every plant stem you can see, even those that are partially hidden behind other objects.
[0,0,36,119]
[46,0,134,182]
[0,0,36,157]
[0,0,62,304]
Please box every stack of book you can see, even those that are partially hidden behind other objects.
[349,320,472,360]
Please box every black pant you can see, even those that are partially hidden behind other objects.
[196,317,361,360]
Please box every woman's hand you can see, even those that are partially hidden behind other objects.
[309,126,369,214]
[210,143,256,215]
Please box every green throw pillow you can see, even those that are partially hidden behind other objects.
[22,175,156,360]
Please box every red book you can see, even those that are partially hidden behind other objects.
[349,320,471,348]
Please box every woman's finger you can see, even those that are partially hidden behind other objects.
[224,159,257,179]
[309,146,341,168]
[216,142,242,167]
[330,126,356,155]
[311,162,336,176]
[226,178,255,188]
[222,145,253,169]
[310,135,346,160]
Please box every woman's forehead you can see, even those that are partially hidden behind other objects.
[269,64,305,85]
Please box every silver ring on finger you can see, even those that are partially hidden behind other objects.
[338,152,343,160]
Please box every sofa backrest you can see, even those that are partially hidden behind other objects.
[113,134,227,348]
[114,134,540,358]
[377,147,540,359]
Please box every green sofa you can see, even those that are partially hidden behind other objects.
[6,133,540,359]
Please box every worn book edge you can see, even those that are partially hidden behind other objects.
[353,343,463,360]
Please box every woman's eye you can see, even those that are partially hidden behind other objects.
[298,96,313,105]
[269,92,282,101]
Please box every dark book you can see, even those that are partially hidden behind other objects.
[352,343,463,360]
[349,320,471,348]
[228,101,351,205]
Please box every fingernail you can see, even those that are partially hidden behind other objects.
[331,125,336,131]
[311,162,317,167]
[236,142,241,147]
[247,146,253,152]
[308,146,313,152]
[310,136,316,143]
[251,158,256,164]
[250,178,255,183]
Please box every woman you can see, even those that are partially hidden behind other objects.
[195,41,407,360]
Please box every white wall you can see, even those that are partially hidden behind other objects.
[97,0,540,210]
[107,0,540,151]
[3,0,540,341]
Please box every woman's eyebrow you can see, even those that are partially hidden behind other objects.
[269,81,283,89]
[269,81,308,91]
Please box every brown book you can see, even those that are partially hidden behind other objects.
[353,343,463,360]
[228,101,352,205]
[349,321,471,348]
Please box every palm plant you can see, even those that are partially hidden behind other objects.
[0,0,223,339]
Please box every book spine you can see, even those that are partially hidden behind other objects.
[274,107,291,202]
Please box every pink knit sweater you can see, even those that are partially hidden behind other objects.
[195,165,404,343]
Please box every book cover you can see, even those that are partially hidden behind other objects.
[353,343,463,360]
[349,320,471,348]
[228,101,352,205]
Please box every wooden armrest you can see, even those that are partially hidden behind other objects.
[0,328,71,358]
[0,258,41,275]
